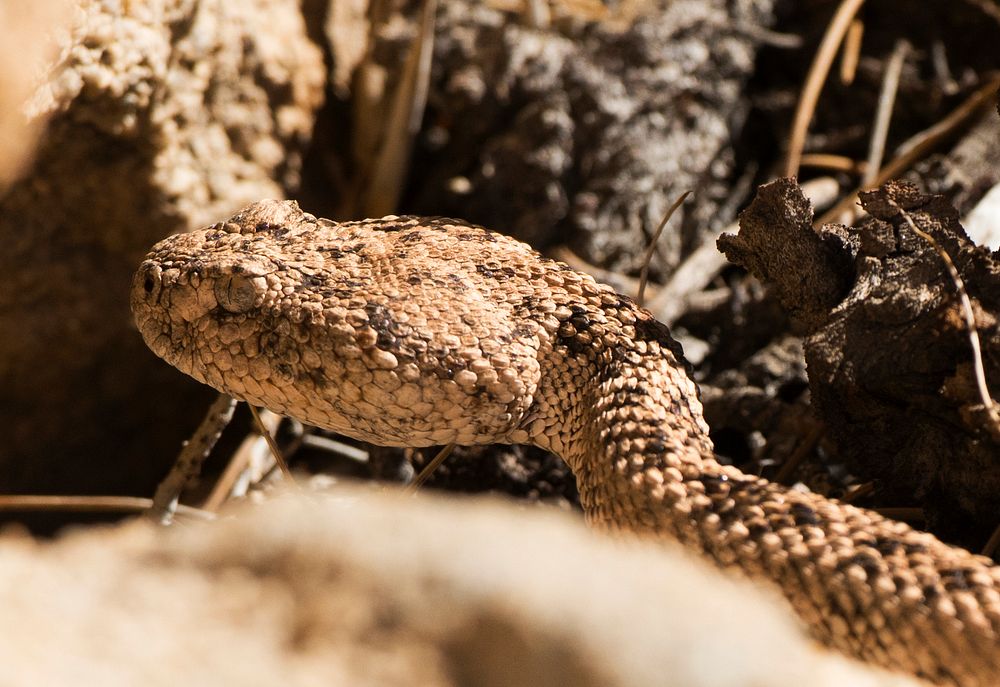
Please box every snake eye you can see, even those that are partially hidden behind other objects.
[144,276,155,293]
[214,273,265,313]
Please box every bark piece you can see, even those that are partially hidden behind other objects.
[721,178,1000,544]
[717,178,854,332]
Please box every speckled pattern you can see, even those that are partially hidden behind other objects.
[132,200,1000,686]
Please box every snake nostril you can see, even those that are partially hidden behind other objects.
[137,264,163,302]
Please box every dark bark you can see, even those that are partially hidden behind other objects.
[720,178,1000,544]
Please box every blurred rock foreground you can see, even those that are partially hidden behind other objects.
[0,488,919,687]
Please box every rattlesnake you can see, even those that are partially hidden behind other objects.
[131,199,1000,686]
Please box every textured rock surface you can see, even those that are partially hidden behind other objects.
[0,1,64,190]
[0,0,324,495]
[400,0,776,275]
[0,488,920,687]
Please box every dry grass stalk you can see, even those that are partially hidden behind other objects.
[863,39,909,188]
[784,0,867,178]
[637,191,691,306]
[773,424,825,485]
[983,524,1000,557]
[0,495,214,520]
[248,405,295,482]
[361,0,437,217]
[405,444,456,492]
[839,18,863,85]
[799,153,867,175]
[817,73,1000,226]
[201,409,286,512]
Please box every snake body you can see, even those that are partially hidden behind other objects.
[131,200,1000,685]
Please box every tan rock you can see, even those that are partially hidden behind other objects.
[0,0,64,190]
[0,488,922,687]
[0,0,325,496]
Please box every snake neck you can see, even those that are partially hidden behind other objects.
[538,324,1000,684]
[552,328,729,544]
[523,304,741,544]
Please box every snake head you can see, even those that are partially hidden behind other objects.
[131,200,549,449]
[131,208,286,389]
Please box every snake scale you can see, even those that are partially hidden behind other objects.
[131,199,1000,686]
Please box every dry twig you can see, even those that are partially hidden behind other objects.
[799,153,867,175]
[731,22,803,50]
[201,445,254,513]
[784,0,866,178]
[0,495,214,520]
[842,481,876,503]
[839,18,863,85]
[983,523,1000,557]
[637,191,690,306]
[405,444,456,492]
[863,40,909,188]
[361,0,437,217]
[148,393,236,524]
[646,229,728,325]
[963,0,1000,26]
[817,73,1000,226]
[248,405,295,481]
[201,408,288,512]
[300,434,370,463]
[773,424,825,485]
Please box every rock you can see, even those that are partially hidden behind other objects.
[398,0,777,275]
[0,487,921,687]
[0,0,325,498]
[964,182,1000,249]
[0,1,64,190]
